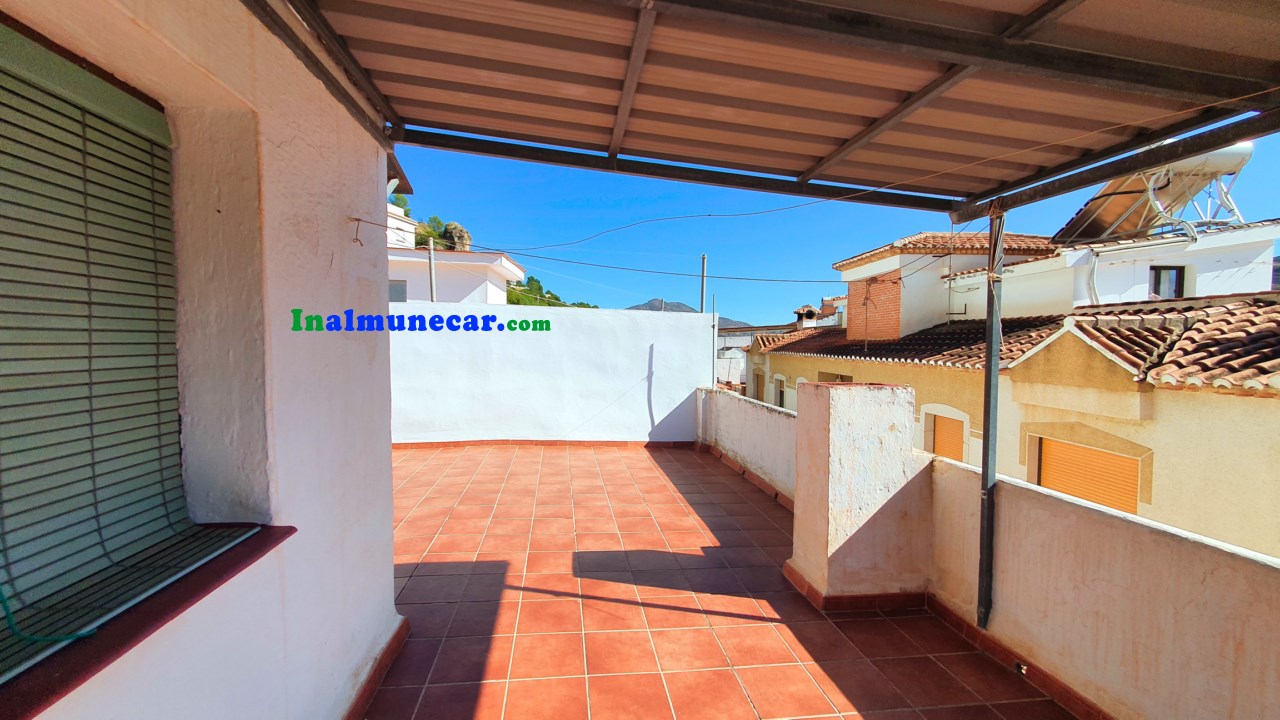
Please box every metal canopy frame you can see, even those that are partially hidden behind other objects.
[254,0,1280,631]
[274,0,1278,217]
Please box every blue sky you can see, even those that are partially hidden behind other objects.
[394,134,1280,326]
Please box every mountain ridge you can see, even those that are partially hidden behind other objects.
[626,298,752,328]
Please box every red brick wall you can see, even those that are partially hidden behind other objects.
[846,269,901,341]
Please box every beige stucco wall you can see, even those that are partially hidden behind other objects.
[6,1,400,717]
[758,337,1280,557]
[932,459,1280,719]
[1012,334,1280,557]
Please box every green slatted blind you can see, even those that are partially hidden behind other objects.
[1,25,256,684]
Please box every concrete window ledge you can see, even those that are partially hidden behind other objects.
[2,525,296,720]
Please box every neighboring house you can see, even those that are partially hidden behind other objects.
[749,292,1280,556]
[944,220,1278,317]
[385,204,525,303]
[716,296,845,388]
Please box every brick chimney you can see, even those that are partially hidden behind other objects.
[845,270,901,341]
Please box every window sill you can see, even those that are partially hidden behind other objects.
[3,524,297,720]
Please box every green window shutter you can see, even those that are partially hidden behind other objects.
[1,25,256,684]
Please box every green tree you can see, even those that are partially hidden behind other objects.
[389,193,411,218]
[507,275,597,308]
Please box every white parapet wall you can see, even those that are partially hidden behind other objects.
[931,458,1280,719]
[391,303,712,442]
[696,388,797,500]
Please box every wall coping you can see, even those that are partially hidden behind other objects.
[700,386,797,418]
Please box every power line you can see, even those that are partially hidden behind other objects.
[458,85,1279,253]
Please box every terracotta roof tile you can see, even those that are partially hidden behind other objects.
[756,327,823,350]
[1147,301,1280,392]
[833,232,1055,271]
[761,316,1062,369]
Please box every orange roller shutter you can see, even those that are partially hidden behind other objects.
[1038,438,1140,514]
[932,416,966,462]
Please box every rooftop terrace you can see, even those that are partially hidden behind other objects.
[373,445,1073,720]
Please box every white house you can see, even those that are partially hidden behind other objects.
[944,220,1278,319]
[385,204,525,303]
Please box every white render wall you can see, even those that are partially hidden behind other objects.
[952,231,1275,320]
[696,388,797,500]
[392,304,712,442]
[9,1,400,718]
[389,252,510,303]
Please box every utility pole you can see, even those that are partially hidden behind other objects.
[711,294,718,387]
[700,254,707,313]
[428,239,438,302]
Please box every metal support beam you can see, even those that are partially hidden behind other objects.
[800,66,974,183]
[609,7,657,159]
[594,0,1276,105]
[287,0,401,126]
[238,0,391,149]
[951,107,1280,223]
[398,128,958,212]
[976,210,1006,630]
[799,0,1083,184]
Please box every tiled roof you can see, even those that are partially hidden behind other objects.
[943,255,1053,280]
[760,317,1062,369]
[833,232,1055,271]
[758,293,1280,393]
[1146,301,1280,391]
[756,327,823,350]
[1058,293,1280,393]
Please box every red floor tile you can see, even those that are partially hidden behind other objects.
[934,653,1047,703]
[378,447,1081,720]
[584,630,659,675]
[651,628,729,671]
[642,596,710,629]
[399,603,456,638]
[509,632,585,679]
[778,622,865,662]
[381,638,441,687]
[414,681,505,720]
[587,673,674,720]
[836,619,927,659]
[872,657,984,708]
[516,598,583,634]
[806,660,912,713]
[504,677,589,720]
[363,686,421,720]
[713,624,797,666]
[664,669,758,720]
[582,598,648,631]
[736,664,840,719]
[428,636,513,685]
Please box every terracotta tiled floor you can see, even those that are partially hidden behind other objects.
[371,445,1074,720]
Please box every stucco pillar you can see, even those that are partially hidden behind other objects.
[785,383,933,607]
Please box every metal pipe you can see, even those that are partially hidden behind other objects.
[700,254,707,313]
[976,211,1006,630]
[428,240,438,302]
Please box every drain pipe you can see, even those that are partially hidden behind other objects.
[976,210,1006,630]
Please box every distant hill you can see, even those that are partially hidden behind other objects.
[626,298,751,328]
[1273,257,1278,290]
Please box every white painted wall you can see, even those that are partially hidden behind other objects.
[696,388,797,499]
[388,250,522,304]
[715,347,747,384]
[391,304,711,442]
[931,459,1280,719]
[9,1,400,718]
[386,203,415,249]
[951,227,1275,319]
